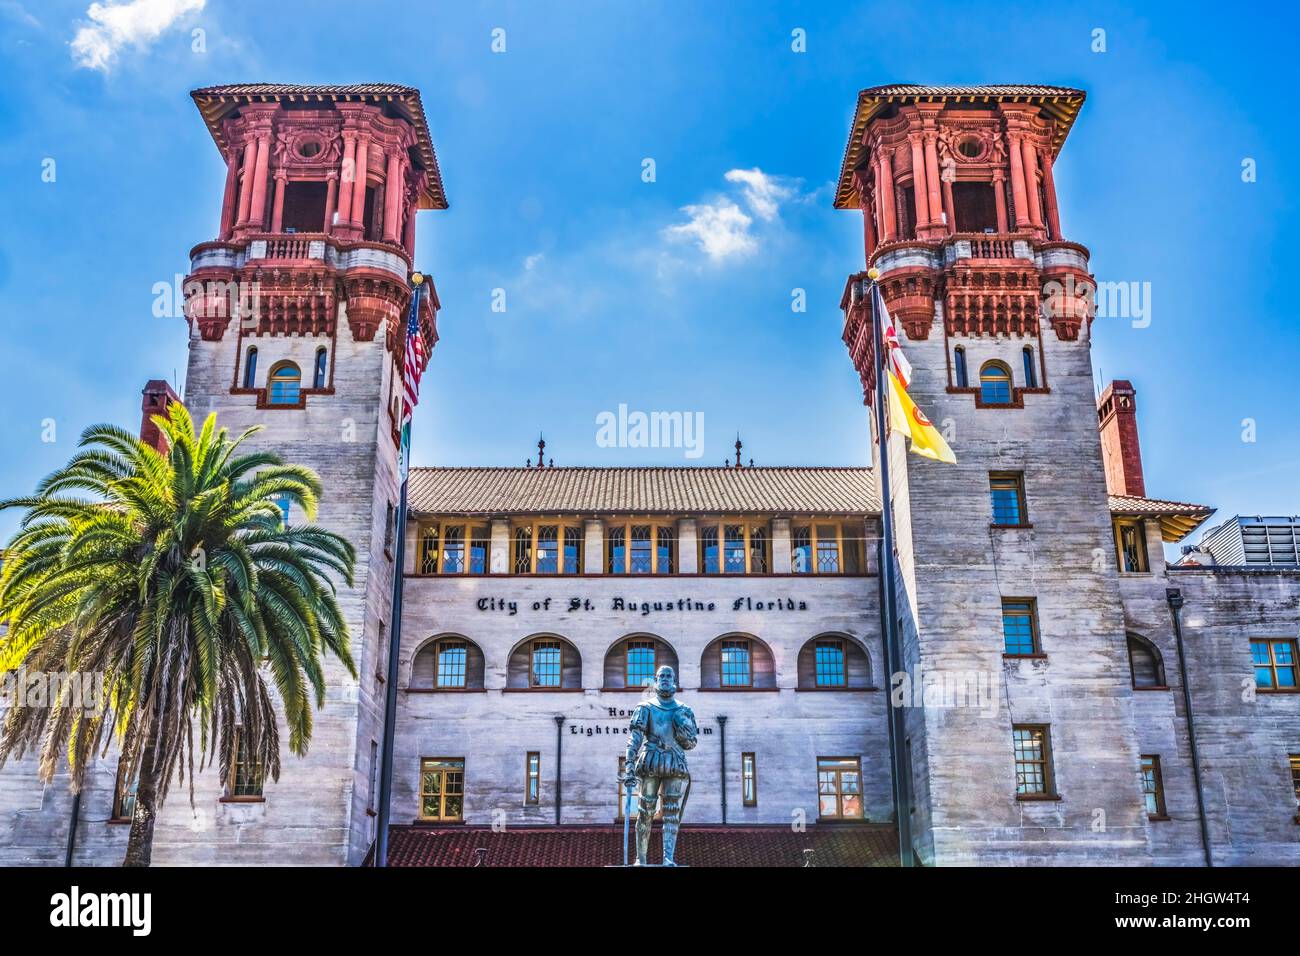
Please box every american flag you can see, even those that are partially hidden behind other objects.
[400,282,426,439]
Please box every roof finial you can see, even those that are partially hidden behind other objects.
[735,433,743,469]
[537,433,546,469]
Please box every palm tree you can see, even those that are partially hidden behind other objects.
[0,404,356,866]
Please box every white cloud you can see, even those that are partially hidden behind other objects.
[1,2,41,29]
[724,167,796,222]
[661,167,805,263]
[523,252,544,271]
[70,0,205,71]
[662,199,756,262]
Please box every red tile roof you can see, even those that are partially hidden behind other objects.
[408,466,882,516]
[1108,494,1215,542]
[380,824,899,867]
[190,83,447,209]
[835,83,1087,209]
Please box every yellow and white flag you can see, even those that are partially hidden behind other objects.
[886,369,956,464]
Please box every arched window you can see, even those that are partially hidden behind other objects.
[699,634,777,690]
[410,636,486,690]
[1022,346,1037,388]
[507,635,582,690]
[243,346,258,389]
[979,361,1013,405]
[267,362,301,405]
[796,634,873,689]
[953,346,968,388]
[313,347,328,389]
[603,635,679,690]
[1127,633,1166,689]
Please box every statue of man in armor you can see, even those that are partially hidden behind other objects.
[622,665,697,866]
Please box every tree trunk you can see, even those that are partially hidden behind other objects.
[122,728,159,867]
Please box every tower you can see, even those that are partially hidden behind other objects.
[176,84,444,864]
[837,86,1150,864]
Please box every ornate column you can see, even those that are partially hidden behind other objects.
[336,133,357,228]
[908,133,929,230]
[350,136,371,231]
[235,139,257,226]
[878,149,897,241]
[1007,132,1031,229]
[324,171,339,232]
[923,132,943,229]
[1021,137,1043,230]
[992,168,1009,233]
[248,132,272,231]
[384,149,403,243]
[402,195,417,256]
[940,165,956,233]
[1039,147,1062,239]
[270,171,287,233]
[218,149,239,239]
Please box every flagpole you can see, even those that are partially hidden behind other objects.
[373,274,423,867]
[868,268,914,868]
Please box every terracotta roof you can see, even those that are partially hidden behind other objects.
[190,83,447,209]
[380,824,900,867]
[407,467,881,516]
[835,83,1087,209]
[1108,494,1216,542]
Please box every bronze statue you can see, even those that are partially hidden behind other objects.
[622,665,697,866]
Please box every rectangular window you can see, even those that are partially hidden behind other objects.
[1290,754,1300,809]
[817,756,863,819]
[1141,754,1167,818]
[469,526,490,574]
[513,526,532,574]
[990,472,1027,526]
[1115,518,1149,573]
[629,525,653,574]
[748,527,769,573]
[742,752,757,807]
[564,526,583,574]
[419,758,465,821]
[815,524,840,573]
[656,527,675,574]
[230,729,264,799]
[383,501,395,549]
[535,525,559,574]
[720,639,752,687]
[418,525,440,574]
[625,640,657,689]
[701,525,720,574]
[436,640,468,688]
[442,525,465,573]
[531,640,562,688]
[607,526,626,574]
[814,640,847,687]
[723,525,746,573]
[110,760,137,822]
[1251,639,1298,690]
[1001,598,1040,656]
[1012,725,1054,796]
[791,525,813,574]
[525,752,540,805]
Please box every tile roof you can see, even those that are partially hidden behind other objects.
[835,83,1087,209]
[407,467,881,516]
[1108,494,1216,542]
[380,824,900,867]
[190,83,447,209]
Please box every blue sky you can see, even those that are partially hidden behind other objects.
[1,0,1297,549]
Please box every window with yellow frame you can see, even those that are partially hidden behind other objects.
[790,520,864,574]
[511,520,585,574]
[416,520,491,574]
[606,519,676,574]
[698,519,769,574]
[1113,517,1149,573]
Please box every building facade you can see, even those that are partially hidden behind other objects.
[0,83,1297,867]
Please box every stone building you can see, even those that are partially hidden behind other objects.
[0,83,1296,867]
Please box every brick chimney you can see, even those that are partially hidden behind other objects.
[1097,380,1145,497]
[140,379,180,453]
